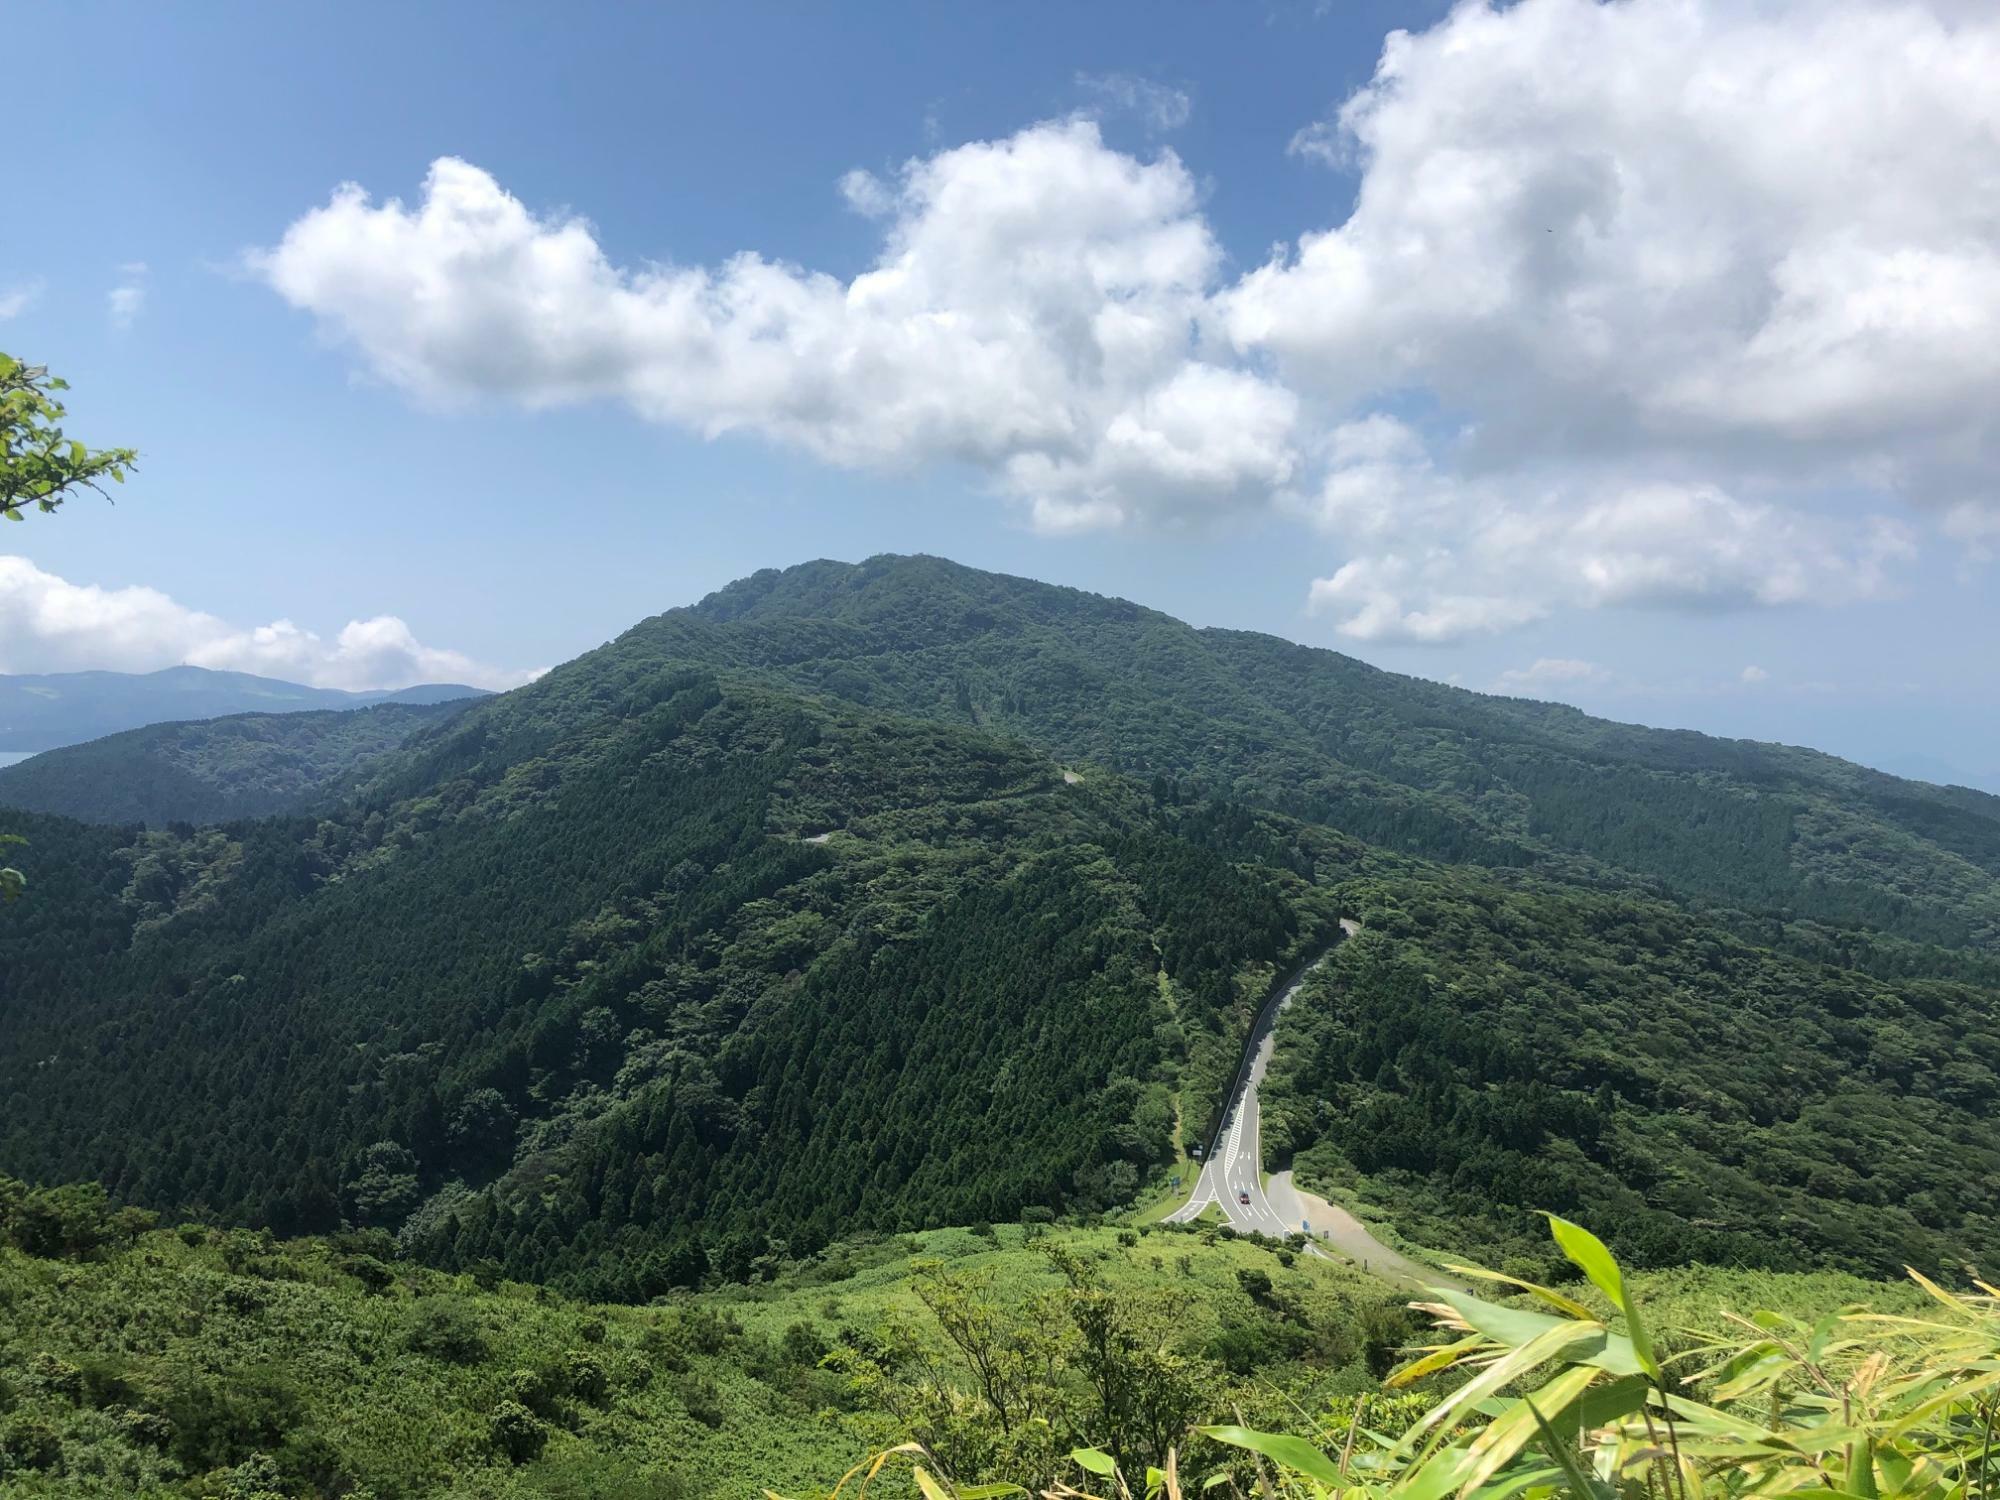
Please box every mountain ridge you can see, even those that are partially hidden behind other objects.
[0,663,487,752]
[0,698,478,824]
[624,554,2000,949]
[2,553,1997,1288]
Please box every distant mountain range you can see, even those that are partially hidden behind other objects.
[0,665,486,753]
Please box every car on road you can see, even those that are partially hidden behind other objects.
[1237,1190,1250,1205]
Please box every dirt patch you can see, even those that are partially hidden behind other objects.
[1266,1171,1464,1290]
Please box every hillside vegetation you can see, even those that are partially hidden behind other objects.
[6,1174,1943,1500]
[1263,871,2000,1277]
[0,667,1340,1298]
[0,700,472,824]
[658,556,2000,948]
[1,555,1995,1298]
[0,1173,1418,1498]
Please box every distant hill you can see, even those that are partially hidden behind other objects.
[0,664,485,752]
[0,698,476,824]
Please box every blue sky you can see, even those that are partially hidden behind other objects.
[5,0,1997,788]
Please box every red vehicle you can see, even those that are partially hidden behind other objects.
[1237,1190,1251,1205]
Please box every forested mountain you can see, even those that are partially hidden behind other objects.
[1,554,1996,1295]
[1262,872,2000,1279]
[0,664,484,753]
[639,556,2000,951]
[0,699,474,824]
[0,656,1341,1299]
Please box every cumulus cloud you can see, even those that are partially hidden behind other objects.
[107,263,147,329]
[1308,556,1544,643]
[0,281,41,320]
[1298,418,1913,641]
[1741,665,1771,684]
[249,0,2000,639]
[0,556,536,691]
[1228,0,2000,485]
[250,124,1294,532]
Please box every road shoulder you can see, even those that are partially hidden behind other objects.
[1265,1170,1465,1290]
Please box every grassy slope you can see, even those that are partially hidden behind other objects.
[0,1220,1394,1499]
[0,1212,1940,1500]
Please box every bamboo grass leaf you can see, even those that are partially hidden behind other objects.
[1544,1215,1659,1381]
[1198,1426,1343,1485]
[1525,1400,1617,1500]
[1439,1263,1596,1321]
[1456,1365,1602,1496]
[1434,1288,1645,1378]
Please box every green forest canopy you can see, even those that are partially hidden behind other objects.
[1,555,1996,1291]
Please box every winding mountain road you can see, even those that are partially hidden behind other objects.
[1165,919,1457,1288]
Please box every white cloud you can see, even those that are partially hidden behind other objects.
[837,169,896,219]
[1494,657,1610,694]
[0,555,536,691]
[1227,0,2000,488]
[108,263,147,329]
[1285,119,1344,170]
[1298,417,1913,641]
[0,281,42,320]
[1076,72,1193,131]
[251,126,1294,533]
[1943,501,2000,565]
[1240,0,2000,634]
[1741,665,1771,684]
[250,0,2000,637]
[1307,555,1544,643]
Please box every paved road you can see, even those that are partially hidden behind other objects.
[1166,919,1458,1287]
[1166,921,1359,1237]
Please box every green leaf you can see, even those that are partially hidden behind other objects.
[1198,1425,1343,1485]
[1395,1444,1479,1500]
[1434,1287,1645,1377]
[1526,1399,1616,1500]
[1850,1435,1878,1500]
[1070,1448,1118,1477]
[1456,1365,1601,1495]
[1407,1319,1612,1459]
[1440,1261,1595,1320]
[1545,1215,1658,1379]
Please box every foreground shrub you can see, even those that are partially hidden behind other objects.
[488,1399,549,1463]
[400,1297,491,1364]
[0,1414,62,1474]
[791,1216,2000,1500]
[163,1368,303,1471]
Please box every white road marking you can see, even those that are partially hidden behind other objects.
[1165,938,1350,1238]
